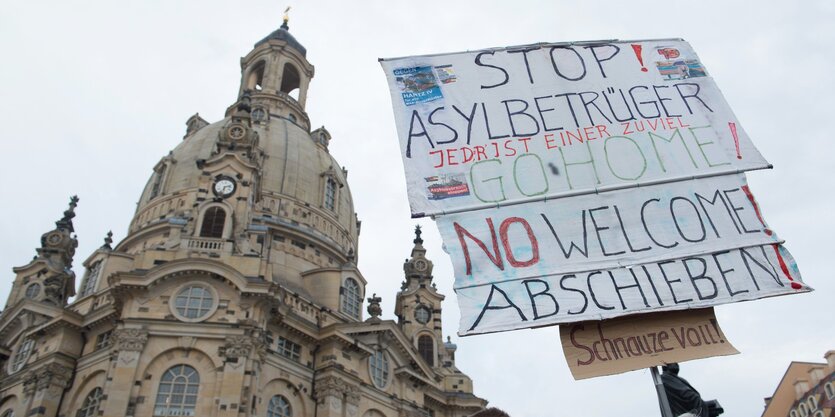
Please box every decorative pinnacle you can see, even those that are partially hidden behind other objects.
[55,195,79,232]
[413,225,423,244]
[281,6,291,29]
[101,230,113,250]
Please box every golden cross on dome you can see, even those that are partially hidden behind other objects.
[283,6,291,25]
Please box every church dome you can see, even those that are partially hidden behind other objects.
[124,23,358,268]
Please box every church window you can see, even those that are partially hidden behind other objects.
[341,278,361,319]
[9,338,34,374]
[324,178,337,211]
[418,335,434,366]
[150,164,167,200]
[80,261,102,297]
[276,336,301,362]
[791,411,799,417]
[826,382,835,399]
[798,402,808,417]
[0,410,12,417]
[154,365,199,417]
[812,411,825,417]
[173,285,216,321]
[267,395,292,417]
[199,207,226,238]
[288,113,297,123]
[77,387,103,417]
[25,283,40,299]
[414,305,431,324]
[95,330,113,350]
[369,350,390,389]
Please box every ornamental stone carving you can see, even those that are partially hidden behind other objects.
[35,363,73,391]
[113,328,149,352]
[314,375,361,406]
[22,372,38,396]
[344,383,361,406]
[218,334,267,361]
[21,363,73,396]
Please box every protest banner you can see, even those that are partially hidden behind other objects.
[380,39,769,217]
[380,39,808,343]
[559,308,738,380]
[441,174,809,336]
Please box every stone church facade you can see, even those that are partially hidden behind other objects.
[0,20,486,417]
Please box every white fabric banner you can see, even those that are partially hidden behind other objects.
[437,174,809,335]
[380,39,769,217]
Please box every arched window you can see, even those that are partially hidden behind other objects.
[807,395,818,410]
[150,164,167,200]
[418,335,434,366]
[341,278,361,319]
[154,365,199,417]
[77,387,103,417]
[80,261,101,297]
[826,382,835,399]
[369,350,390,389]
[199,207,226,238]
[9,339,34,374]
[280,63,301,99]
[267,395,292,417]
[247,61,266,91]
[324,178,336,211]
[0,409,13,417]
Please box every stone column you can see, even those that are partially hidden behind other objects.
[100,329,148,416]
[314,376,346,417]
[21,363,72,417]
[344,385,360,417]
[217,333,266,417]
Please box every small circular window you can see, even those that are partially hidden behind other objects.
[414,305,431,324]
[171,284,217,322]
[25,283,41,299]
[369,350,390,389]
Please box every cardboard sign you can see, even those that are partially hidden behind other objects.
[380,39,769,217]
[559,308,738,380]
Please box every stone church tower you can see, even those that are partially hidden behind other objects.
[0,19,487,417]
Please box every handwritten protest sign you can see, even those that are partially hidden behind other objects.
[441,174,808,336]
[380,38,809,340]
[559,308,737,380]
[381,39,769,217]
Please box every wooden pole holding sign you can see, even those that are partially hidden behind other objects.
[651,366,674,417]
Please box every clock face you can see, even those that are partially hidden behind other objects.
[213,177,236,198]
[414,305,431,324]
[414,259,428,272]
[228,125,246,140]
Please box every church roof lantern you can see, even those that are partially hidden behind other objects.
[255,10,306,57]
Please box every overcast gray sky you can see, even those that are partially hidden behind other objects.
[1,1,833,416]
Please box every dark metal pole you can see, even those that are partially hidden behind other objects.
[651,366,675,417]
